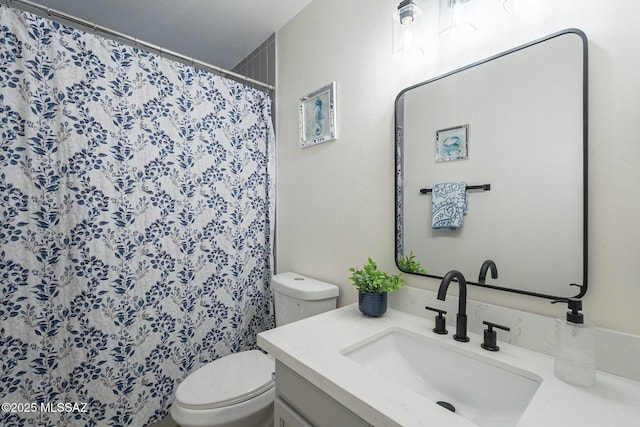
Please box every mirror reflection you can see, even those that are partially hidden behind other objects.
[395,30,587,299]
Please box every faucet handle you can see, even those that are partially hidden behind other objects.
[481,320,510,352]
[425,305,448,335]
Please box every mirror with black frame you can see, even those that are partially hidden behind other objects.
[395,29,588,299]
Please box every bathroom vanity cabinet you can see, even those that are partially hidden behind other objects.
[274,361,371,427]
[258,304,640,427]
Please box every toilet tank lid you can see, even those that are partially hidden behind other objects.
[271,272,339,300]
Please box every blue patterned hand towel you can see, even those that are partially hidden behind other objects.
[432,182,468,230]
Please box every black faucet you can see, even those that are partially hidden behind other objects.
[478,260,498,284]
[437,270,469,342]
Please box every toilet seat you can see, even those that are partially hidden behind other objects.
[175,350,275,410]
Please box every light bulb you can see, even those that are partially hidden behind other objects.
[401,15,414,25]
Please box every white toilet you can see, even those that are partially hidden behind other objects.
[171,272,339,427]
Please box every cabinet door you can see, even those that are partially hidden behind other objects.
[274,396,313,427]
[276,361,372,427]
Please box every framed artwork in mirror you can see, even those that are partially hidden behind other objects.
[299,82,337,148]
[436,124,469,162]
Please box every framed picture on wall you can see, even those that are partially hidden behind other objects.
[435,124,469,162]
[299,82,337,148]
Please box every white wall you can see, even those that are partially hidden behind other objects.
[275,0,640,335]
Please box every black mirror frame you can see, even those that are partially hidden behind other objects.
[394,29,588,300]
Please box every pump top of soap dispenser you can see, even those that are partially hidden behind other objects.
[551,297,584,324]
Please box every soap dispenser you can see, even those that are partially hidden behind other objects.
[551,297,596,387]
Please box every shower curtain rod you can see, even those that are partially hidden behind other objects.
[4,0,276,92]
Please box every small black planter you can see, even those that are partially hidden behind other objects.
[358,291,388,317]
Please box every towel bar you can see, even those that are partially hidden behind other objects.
[420,184,491,195]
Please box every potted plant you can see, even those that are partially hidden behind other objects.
[397,251,428,274]
[348,258,404,317]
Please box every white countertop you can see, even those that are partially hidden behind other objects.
[257,304,640,427]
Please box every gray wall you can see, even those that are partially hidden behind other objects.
[233,33,275,124]
[233,33,276,87]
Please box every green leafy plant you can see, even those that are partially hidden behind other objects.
[397,251,428,274]
[348,258,404,293]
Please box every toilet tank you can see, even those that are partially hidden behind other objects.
[271,272,339,327]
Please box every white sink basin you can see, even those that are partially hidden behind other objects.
[341,327,542,427]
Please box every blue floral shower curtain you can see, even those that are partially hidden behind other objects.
[0,5,275,426]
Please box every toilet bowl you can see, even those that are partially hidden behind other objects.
[171,272,339,427]
[171,350,275,427]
